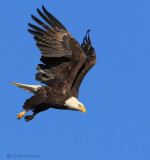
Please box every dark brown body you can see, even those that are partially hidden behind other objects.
[23,86,72,115]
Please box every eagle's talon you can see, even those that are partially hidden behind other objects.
[24,115,34,122]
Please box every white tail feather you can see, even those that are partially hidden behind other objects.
[10,82,41,94]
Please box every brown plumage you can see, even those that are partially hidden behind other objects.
[11,6,96,122]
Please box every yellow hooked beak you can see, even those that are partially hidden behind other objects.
[78,105,86,113]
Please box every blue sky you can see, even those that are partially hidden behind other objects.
[1,0,150,159]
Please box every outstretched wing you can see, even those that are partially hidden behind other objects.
[71,31,96,98]
[28,6,86,89]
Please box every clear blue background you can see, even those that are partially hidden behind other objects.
[1,0,150,159]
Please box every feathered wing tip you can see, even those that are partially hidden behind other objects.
[81,29,92,47]
[81,29,92,55]
[28,5,73,58]
[10,82,41,94]
[41,5,67,31]
[28,5,68,33]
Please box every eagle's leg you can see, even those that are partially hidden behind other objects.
[17,109,28,120]
[22,94,44,122]
[24,114,35,122]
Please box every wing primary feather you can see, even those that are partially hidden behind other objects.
[31,15,51,31]
[28,29,43,37]
[42,5,67,31]
[88,34,91,45]
[28,23,46,35]
[37,8,56,28]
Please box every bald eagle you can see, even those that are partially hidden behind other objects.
[11,6,96,122]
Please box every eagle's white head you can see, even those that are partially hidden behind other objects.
[64,97,86,113]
